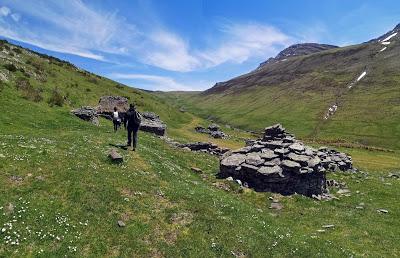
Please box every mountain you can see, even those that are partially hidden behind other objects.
[161,24,400,150]
[257,43,338,69]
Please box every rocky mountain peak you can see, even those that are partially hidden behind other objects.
[257,43,338,69]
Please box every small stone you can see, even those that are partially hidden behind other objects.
[316,229,326,233]
[281,159,301,169]
[258,166,283,176]
[182,147,191,151]
[226,176,234,181]
[288,143,305,152]
[190,167,202,174]
[337,189,351,194]
[355,206,364,210]
[322,224,335,228]
[377,209,388,214]
[117,220,126,227]
[269,202,283,210]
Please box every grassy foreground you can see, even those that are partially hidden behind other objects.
[0,79,400,258]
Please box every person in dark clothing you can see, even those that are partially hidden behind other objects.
[125,103,141,151]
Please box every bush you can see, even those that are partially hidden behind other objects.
[13,48,22,54]
[4,63,17,72]
[15,78,43,102]
[48,87,64,107]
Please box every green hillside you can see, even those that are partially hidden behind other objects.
[1,41,400,257]
[158,36,400,150]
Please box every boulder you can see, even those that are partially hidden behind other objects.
[179,142,230,156]
[219,123,353,197]
[71,106,99,126]
[97,96,129,114]
[140,112,167,136]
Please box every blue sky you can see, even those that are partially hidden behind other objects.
[0,0,398,91]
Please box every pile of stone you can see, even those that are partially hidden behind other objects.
[179,142,230,156]
[140,112,167,136]
[71,106,99,126]
[195,123,228,139]
[219,124,353,197]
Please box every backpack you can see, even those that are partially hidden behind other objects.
[133,110,142,125]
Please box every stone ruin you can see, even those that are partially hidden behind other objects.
[140,112,167,136]
[219,124,353,196]
[195,123,228,139]
[71,106,99,126]
[71,96,167,136]
[97,96,129,115]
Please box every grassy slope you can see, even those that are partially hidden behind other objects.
[158,41,400,150]
[1,42,400,257]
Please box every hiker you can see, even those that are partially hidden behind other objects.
[112,107,121,132]
[126,103,141,151]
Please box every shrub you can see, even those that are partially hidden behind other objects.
[15,78,43,102]
[85,88,91,92]
[4,63,17,72]
[13,48,22,54]
[48,87,64,107]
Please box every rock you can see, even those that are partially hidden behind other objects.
[180,142,229,156]
[270,202,283,210]
[281,159,301,169]
[322,224,335,228]
[287,152,310,165]
[258,166,283,176]
[71,106,99,126]
[226,176,234,181]
[337,189,351,195]
[288,143,305,153]
[245,153,264,166]
[260,149,279,160]
[109,149,123,163]
[117,220,126,227]
[210,130,227,139]
[97,96,128,114]
[208,123,220,131]
[377,209,388,214]
[140,112,167,136]
[190,167,202,174]
[182,147,191,151]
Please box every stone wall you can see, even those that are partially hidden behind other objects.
[219,124,353,196]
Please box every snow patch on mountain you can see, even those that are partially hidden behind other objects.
[381,32,398,42]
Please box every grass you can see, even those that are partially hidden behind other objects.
[1,40,400,257]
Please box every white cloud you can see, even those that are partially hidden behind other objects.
[199,22,292,67]
[0,6,10,16]
[142,31,200,72]
[0,1,293,73]
[10,13,20,22]
[109,73,209,91]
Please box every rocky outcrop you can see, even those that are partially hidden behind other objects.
[179,142,230,156]
[71,106,99,126]
[140,112,166,136]
[219,124,353,197]
[97,96,129,114]
[195,124,228,139]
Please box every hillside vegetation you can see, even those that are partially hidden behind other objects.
[1,41,400,257]
[158,27,400,150]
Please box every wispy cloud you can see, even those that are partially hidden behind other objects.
[199,22,292,67]
[0,0,293,72]
[109,73,210,91]
[0,6,10,16]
